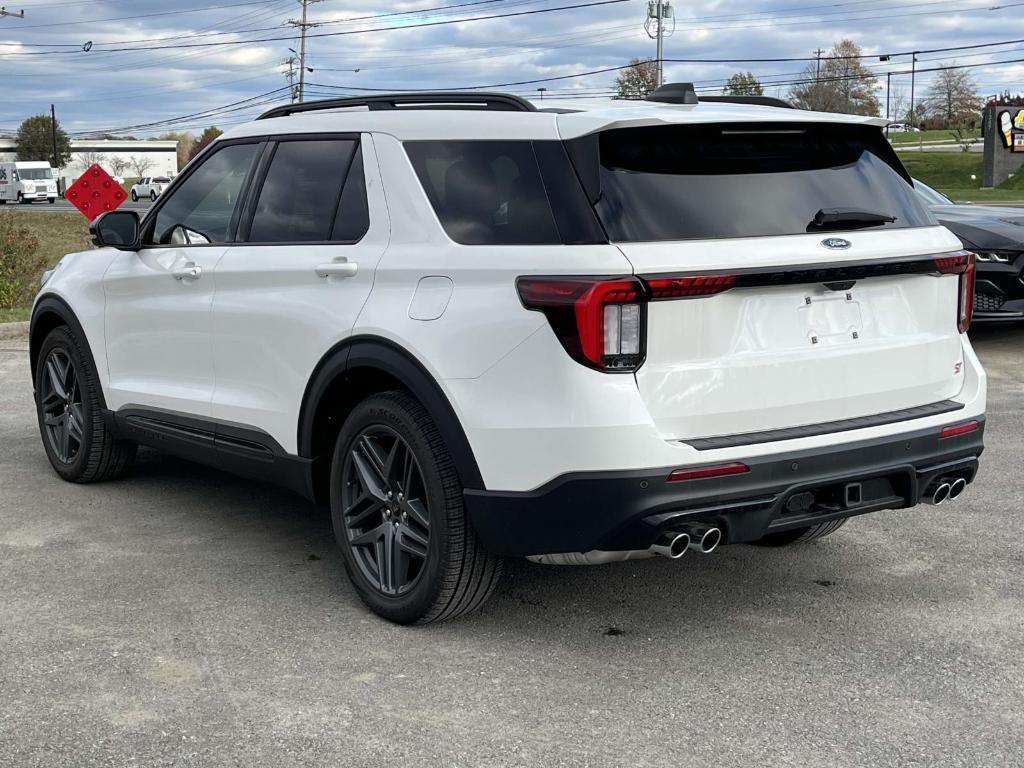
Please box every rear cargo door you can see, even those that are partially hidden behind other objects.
[574,121,970,443]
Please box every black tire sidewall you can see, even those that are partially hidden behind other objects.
[34,327,97,481]
[131,191,138,201]
[330,395,452,624]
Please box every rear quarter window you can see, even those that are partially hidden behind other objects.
[405,141,561,245]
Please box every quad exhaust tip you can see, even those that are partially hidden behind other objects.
[948,477,967,500]
[931,482,952,505]
[681,523,722,554]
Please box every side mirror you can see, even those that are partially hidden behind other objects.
[90,210,140,251]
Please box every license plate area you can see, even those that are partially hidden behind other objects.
[798,291,863,346]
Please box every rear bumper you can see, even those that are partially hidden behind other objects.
[464,419,985,557]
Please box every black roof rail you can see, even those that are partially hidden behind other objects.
[699,95,795,109]
[258,92,537,120]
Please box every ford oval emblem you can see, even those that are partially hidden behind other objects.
[821,237,852,250]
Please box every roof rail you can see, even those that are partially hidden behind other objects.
[700,95,795,109]
[258,92,537,120]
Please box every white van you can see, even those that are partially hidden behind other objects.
[0,161,58,204]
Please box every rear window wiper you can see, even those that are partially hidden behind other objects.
[808,208,897,232]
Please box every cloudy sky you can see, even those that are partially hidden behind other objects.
[1,0,1022,137]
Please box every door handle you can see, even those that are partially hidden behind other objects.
[172,262,202,281]
[315,259,358,279]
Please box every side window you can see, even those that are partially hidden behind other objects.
[149,142,260,245]
[405,140,560,245]
[247,138,369,244]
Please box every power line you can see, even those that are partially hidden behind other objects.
[1,0,632,55]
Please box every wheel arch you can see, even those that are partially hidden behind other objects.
[29,295,103,404]
[299,335,485,504]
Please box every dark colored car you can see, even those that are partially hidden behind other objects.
[914,179,1024,321]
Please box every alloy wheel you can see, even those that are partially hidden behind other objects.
[341,426,431,596]
[39,348,84,464]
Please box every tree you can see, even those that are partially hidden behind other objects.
[77,151,107,168]
[14,114,72,167]
[128,155,153,177]
[615,58,658,100]
[108,156,131,177]
[158,131,196,171]
[725,72,764,97]
[187,126,223,162]
[927,66,981,126]
[789,39,881,116]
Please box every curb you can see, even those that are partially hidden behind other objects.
[0,321,29,341]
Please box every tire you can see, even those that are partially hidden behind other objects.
[150,190,157,201]
[17,193,26,205]
[131,190,138,202]
[330,391,502,624]
[752,518,848,547]
[34,326,136,483]
[48,197,55,205]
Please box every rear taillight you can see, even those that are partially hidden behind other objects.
[517,277,645,371]
[933,251,975,333]
[518,273,737,372]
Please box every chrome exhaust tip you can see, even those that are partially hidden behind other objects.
[650,532,690,560]
[948,477,968,500]
[684,524,722,554]
[929,482,952,505]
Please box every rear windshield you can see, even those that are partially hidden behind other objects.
[153,177,171,183]
[587,123,934,242]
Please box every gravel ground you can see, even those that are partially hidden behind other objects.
[1,327,1021,768]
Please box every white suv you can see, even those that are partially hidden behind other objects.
[31,87,987,624]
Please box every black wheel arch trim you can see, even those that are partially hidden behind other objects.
[298,335,485,491]
[29,295,105,406]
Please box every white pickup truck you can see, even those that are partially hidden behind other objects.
[0,161,58,204]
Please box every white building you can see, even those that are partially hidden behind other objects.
[0,138,178,187]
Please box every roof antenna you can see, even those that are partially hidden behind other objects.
[645,82,698,105]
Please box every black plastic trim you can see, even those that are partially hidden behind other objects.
[464,419,985,556]
[297,336,485,491]
[110,407,316,500]
[29,296,102,396]
[684,400,965,450]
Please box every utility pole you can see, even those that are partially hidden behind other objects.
[288,0,323,103]
[50,104,58,170]
[537,87,547,100]
[814,48,824,83]
[0,7,25,18]
[645,1,673,87]
[909,51,919,128]
[282,50,298,103]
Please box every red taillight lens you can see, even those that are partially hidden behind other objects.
[667,462,750,483]
[940,420,979,439]
[517,277,645,371]
[933,250,975,333]
[647,274,737,300]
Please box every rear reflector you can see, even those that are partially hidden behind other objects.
[667,462,750,483]
[940,421,979,439]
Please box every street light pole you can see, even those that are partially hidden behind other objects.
[50,104,58,170]
[909,51,919,127]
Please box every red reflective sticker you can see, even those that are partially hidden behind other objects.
[64,163,127,221]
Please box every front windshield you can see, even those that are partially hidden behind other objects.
[19,168,54,181]
[913,179,952,206]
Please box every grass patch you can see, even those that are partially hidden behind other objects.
[899,153,1024,202]
[889,129,981,145]
[0,307,30,323]
[11,211,94,266]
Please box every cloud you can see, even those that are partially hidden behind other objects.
[0,0,1020,135]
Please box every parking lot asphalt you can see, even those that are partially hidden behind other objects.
[1,327,1022,768]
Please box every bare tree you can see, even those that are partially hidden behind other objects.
[158,131,196,171]
[77,150,107,168]
[107,156,131,177]
[887,84,908,124]
[615,58,659,100]
[927,66,981,126]
[128,155,153,178]
[789,39,881,116]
